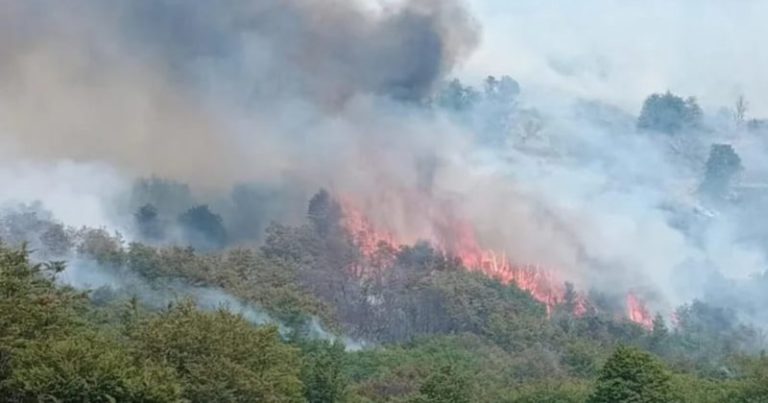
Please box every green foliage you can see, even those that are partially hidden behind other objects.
[3,330,182,402]
[409,364,471,403]
[347,334,566,402]
[0,244,87,345]
[76,228,126,267]
[135,203,165,241]
[178,205,228,250]
[307,189,344,237]
[670,373,740,403]
[637,91,702,134]
[588,346,673,403]
[3,196,768,403]
[700,144,742,198]
[300,340,349,403]
[0,244,181,402]
[0,244,310,402]
[508,379,591,403]
[727,355,768,402]
[129,301,305,402]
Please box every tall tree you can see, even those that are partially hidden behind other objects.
[178,205,228,250]
[410,364,471,403]
[637,92,702,134]
[300,340,349,403]
[699,144,742,199]
[588,345,673,403]
[135,203,165,241]
[307,189,343,237]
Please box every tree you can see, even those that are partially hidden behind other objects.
[699,144,742,199]
[436,79,480,112]
[177,205,228,250]
[731,355,768,402]
[0,244,181,402]
[4,331,182,402]
[129,301,304,402]
[130,177,195,217]
[734,95,749,124]
[484,75,520,104]
[511,379,591,403]
[300,340,349,403]
[588,345,674,403]
[75,228,126,267]
[307,189,343,237]
[39,222,74,257]
[410,364,471,403]
[637,92,702,134]
[648,314,669,353]
[135,203,165,241]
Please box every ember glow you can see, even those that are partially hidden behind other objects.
[627,292,653,329]
[338,195,591,315]
[339,194,660,323]
[339,198,398,258]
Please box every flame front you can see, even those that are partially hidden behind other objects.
[339,196,585,315]
[627,292,653,329]
[339,195,654,324]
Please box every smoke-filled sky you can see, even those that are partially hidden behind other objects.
[462,0,768,115]
[2,0,768,322]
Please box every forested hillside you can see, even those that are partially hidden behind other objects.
[1,187,768,402]
[3,1,768,401]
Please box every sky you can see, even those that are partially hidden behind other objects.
[460,0,768,116]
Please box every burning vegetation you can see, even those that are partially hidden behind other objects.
[3,0,768,401]
[338,192,651,323]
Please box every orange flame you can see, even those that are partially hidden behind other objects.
[338,194,651,325]
[339,198,398,258]
[627,292,653,329]
[339,196,585,315]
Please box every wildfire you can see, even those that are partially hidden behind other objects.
[627,292,653,329]
[338,196,585,314]
[338,194,651,324]
[339,198,398,258]
[435,214,584,314]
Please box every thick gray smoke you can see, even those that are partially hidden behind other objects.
[128,0,478,103]
[2,0,768,329]
[0,0,478,185]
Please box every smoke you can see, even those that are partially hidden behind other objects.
[2,0,768,328]
[0,0,478,185]
[59,257,276,323]
[0,161,127,229]
[462,0,768,115]
[57,257,369,350]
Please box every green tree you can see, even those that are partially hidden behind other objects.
[649,314,669,354]
[0,244,182,402]
[699,144,742,199]
[301,339,349,402]
[410,364,471,403]
[129,301,304,402]
[307,189,343,237]
[135,203,165,241]
[730,355,768,402]
[637,92,702,134]
[3,330,181,402]
[588,345,673,403]
[177,205,228,250]
[510,379,591,403]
